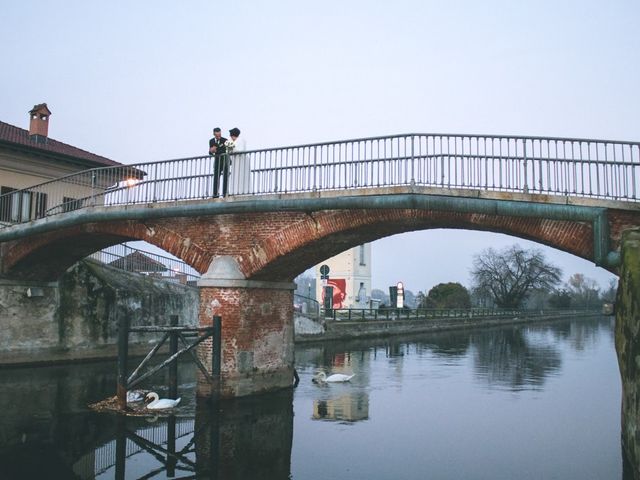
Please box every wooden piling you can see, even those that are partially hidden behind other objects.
[168,315,179,400]
[117,315,129,410]
[212,315,221,380]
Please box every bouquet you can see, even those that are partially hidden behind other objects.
[224,139,236,152]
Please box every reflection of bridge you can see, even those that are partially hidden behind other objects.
[0,133,639,399]
[74,418,196,479]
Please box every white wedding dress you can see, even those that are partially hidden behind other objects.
[228,137,251,195]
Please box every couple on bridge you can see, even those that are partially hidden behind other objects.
[208,127,249,197]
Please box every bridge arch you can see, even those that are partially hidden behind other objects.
[1,201,603,282]
[247,208,596,281]
[1,220,209,281]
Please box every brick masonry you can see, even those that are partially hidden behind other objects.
[4,207,637,281]
[197,285,294,398]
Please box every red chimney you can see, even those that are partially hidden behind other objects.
[28,103,51,141]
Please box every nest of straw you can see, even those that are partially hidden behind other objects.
[88,395,159,416]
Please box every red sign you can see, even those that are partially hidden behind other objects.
[322,278,347,309]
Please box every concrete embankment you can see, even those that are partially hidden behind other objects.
[295,311,603,343]
[0,259,198,366]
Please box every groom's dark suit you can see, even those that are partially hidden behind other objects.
[209,135,228,197]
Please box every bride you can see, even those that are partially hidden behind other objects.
[226,127,251,195]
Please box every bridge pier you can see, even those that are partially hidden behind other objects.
[616,228,640,477]
[196,256,295,399]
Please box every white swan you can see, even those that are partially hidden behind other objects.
[144,392,181,410]
[312,372,355,383]
[126,389,149,403]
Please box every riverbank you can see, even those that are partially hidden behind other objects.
[0,310,604,367]
[0,343,169,368]
[295,310,605,343]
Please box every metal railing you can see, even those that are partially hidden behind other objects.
[294,294,321,320]
[325,307,597,322]
[89,243,201,284]
[1,133,638,228]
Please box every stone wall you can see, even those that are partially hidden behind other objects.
[0,279,59,352]
[616,228,640,479]
[297,311,603,342]
[0,259,199,364]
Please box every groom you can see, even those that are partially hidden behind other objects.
[208,127,228,197]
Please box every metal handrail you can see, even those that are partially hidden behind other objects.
[1,133,638,228]
[325,307,599,321]
[294,293,320,320]
[89,243,200,284]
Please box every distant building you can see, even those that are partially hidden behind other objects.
[315,244,372,309]
[0,103,123,223]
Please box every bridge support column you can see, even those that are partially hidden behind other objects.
[615,228,640,477]
[196,256,295,399]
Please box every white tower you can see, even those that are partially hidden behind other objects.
[315,244,372,309]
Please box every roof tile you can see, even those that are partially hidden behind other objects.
[0,120,120,167]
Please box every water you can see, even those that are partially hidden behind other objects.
[0,316,628,479]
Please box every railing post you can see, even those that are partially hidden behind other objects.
[312,146,318,191]
[410,135,416,185]
[168,315,179,400]
[523,139,529,193]
[117,314,129,410]
[91,172,97,206]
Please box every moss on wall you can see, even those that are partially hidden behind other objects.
[616,228,640,477]
[1,259,199,360]
[57,260,199,349]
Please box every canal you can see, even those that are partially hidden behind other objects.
[0,316,628,479]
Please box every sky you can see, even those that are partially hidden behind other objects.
[2,0,638,293]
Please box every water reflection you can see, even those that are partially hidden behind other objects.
[308,347,371,423]
[0,361,293,479]
[301,318,610,394]
[471,327,562,390]
[0,317,627,479]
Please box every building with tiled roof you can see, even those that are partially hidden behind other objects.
[1,103,121,170]
[0,103,123,223]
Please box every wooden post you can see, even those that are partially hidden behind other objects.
[115,415,126,480]
[212,316,221,380]
[117,314,129,410]
[168,315,179,400]
[167,415,177,476]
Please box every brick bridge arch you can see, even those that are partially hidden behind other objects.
[2,206,627,281]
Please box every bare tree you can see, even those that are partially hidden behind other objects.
[601,278,618,303]
[566,273,601,309]
[471,245,562,309]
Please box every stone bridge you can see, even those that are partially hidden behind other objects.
[0,133,639,401]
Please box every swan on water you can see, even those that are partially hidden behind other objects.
[312,372,355,384]
[144,392,181,410]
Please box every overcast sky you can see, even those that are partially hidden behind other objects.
[2,1,638,292]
